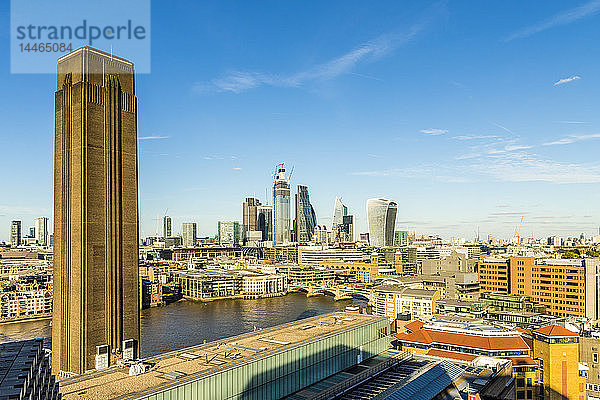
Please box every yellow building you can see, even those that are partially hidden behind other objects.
[479,257,599,319]
[532,325,586,400]
[478,256,511,294]
[319,252,402,283]
[516,259,591,318]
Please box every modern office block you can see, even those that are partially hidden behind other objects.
[35,217,49,245]
[273,165,291,245]
[242,197,261,242]
[294,185,317,244]
[218,221,241,246]
[182,223,197,247]
[366,198,397,247]
[332,197,348,228]
[53,46,140,375]
[163,216,172,238]
[257,205,273,242]
[10,220,21,247]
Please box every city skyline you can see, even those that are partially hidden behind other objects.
[2,1,600,240]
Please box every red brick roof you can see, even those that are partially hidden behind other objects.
[534,325,577,337]
[396,328,529,351]
[404,320,425,333]
[426,349,477,361]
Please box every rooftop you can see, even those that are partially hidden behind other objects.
[372,285,437,298]
[396,319,529,351]
[534,324,578,337]
[59,312,385,400]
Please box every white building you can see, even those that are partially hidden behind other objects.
[218,221,241,246]
[242,273,287,296]
[0,287,52,319]
[371,284,439,320]
[34,217,49,246]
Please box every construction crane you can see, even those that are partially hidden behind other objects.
[288,165,294,182]
[516,216,524,244]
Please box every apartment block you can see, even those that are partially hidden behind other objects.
[372,285,439,320]
[479,256,600,319]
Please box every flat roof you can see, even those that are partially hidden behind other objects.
[59,312,386,400]
[57,46,133,65]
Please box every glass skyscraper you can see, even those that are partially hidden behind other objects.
[366,198,398,247]
[295,185,317,244]
[332,197,348,228]
[273,165,291,244]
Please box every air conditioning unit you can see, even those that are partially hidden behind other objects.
[122,339,136,361]
[96,345,109,370]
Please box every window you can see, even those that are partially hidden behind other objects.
[594,353,598,363]
[517,378,525,387]
[527,378,532,387]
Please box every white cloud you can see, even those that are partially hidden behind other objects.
[505,0,600,41]
[138,136,170,140]
[505,145,533,151]
[420,128,448,135]
[554,75,581,86]
[208,33,412,93]
[543,133,600,146]
[195,8,445,94]
[232,167,242,171]
[452,135,498,140]
[473,151,600,184]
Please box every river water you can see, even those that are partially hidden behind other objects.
[0,293,367,358]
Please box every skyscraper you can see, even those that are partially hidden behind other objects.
[10,220,21,247]
[273,164,291,244]
[295,185,317,244]
[53,47,140,375]
[242,197,261,243]
[182,223,197,247]
[163,215,172,238]
[366,198,397,247]
[34,217,49,246]
[340,215,355,243]
[218,221,241,246]
[332,197,348,228]
[257,205,273,241]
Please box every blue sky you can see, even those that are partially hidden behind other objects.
[1,0,600,241]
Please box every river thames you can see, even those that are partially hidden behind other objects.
[0,293,367,357]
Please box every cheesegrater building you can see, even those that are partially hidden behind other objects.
[53,46,140,376]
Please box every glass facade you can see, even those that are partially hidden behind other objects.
[141,319,389,400]
[273,167,291,245]
[366,198,397,247]
[295,185,317,244]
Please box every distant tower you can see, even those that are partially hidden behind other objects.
[257,205,273,241]
[34,217,49,245]
[182,223,197,247]
[295,185,317,244]
[163,216,172,238]
[10,220,22,247]
[242,197,261,243]
[273,164,291,245]
[332,197,348,228]
[53,47,140,375]
[366,198,397,247]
